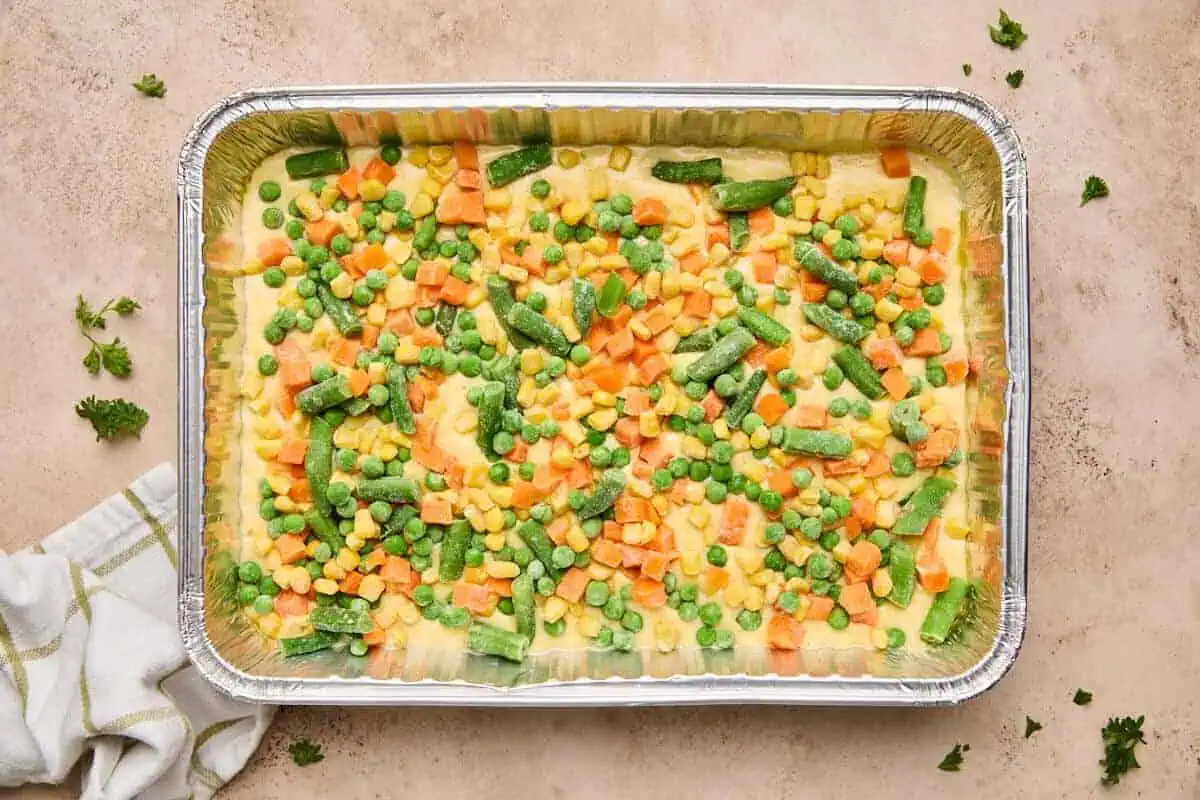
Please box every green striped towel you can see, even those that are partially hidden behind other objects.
[0,463,273,798]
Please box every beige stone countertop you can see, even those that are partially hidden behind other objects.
[2,0,1199,797]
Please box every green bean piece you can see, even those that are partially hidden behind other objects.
[781,428,853,459]
[802,303,867,343]
[675,327,718,354]
[511,575,537,642]
[279,632,335,657]
[729,213,750,252]
[505,303,571,357]
[305,417,335,516]
[726,368,767,429]
[576,469,626,520]
[476,381,506,459]
[571,277,597,336]
[485,144,553,188]
[886,541,916,608]
[795,240,859,295]
[650,157,724,185]
[315,284,363,337]
[438,520,471,582]
[893,476,957,535]
[435,302,458,337]
[285,149,349,180]
[710,176,798,212]
[467,622,530,662]
[308,606,373,634]
[596,272,626,318]
[386,363,416,435]
[304,509,344,553]
[902,176,927,239]
[355,476,420,504]
[486,275,535,349]
[832,346,885,400]
[296,374,353,416]
[920,577,970,645]
[737,307,791,346]
[412,213,438,253]
[516,521,561,582]
[686,328,756,382]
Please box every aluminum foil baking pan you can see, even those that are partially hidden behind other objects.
[178,84,1028,706]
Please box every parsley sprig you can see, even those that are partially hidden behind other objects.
[1100,716,1145,786]
[289,738,325,767]
[76,294,139,378]
[1081,176,1109,206]
[989,9,1027,49]
[938,742,969,772]
[74,397,149,441]
[133,73,166,98]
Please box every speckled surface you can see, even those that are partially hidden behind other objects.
[2,0,1199,797]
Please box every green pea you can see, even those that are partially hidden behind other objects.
[891,451,916,477]
[799,517,822,540]
[741,412,764,434]
[610,194,633,214]
[714,374,738,397]
[823,364,845,390]
[262,267,286,288]
[698,602,723,627]
[705,481,728,504]
[829,397,851,418]
[851,399,873,420]
[826,288,848,310]
[258,181,282,202]
[257,354,278,376]
[827,607,850,630]
[529,211,550,232]
[705,545,728,567]
[261,207,284,229]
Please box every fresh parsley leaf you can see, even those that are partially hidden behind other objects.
[99,339,132,378]
[82,349,102,376]
[75,295,105,330]
[989,9,1027,49]
[1006,69,1025,89]
[938,742,969,772]
[74,396,149,441]
[1081,176,1109,206]
[1100,715,1145,786]
[133,73,166,98]
[289,738,324,767]
[962,63,974,76]
[1074,688,1093,705]
[114,296,141,315]
[1024,716,1043,738]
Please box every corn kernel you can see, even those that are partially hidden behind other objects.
[322,561,347,581]
[335,547,361,572]
[254,440,282,460]
[871,568,893,598]
[609,145,631,171]
[638,412,660,438]
[875,500,898,528]
[543,596,569,623]
[587,408,617,431]
[566,527,590,553]
[681,550,703,576]
[484,560,520,579]
[295,191,323,221]
[560,200,588,226]
[592,390,617,408]
[410,193,434,218]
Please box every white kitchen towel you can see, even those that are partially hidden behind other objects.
[0,463,274,799]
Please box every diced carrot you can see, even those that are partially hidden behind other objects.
[361,626,387,647]
[591,538,622,567]
[866,337,904,370]
[917,554,950,592]
[623,389,651,416]
[851,604,879,627]
[416,261,449,286]
[511,481,539,509]
[748,206,775,235]
[566,461,593,490]
[632,197,668,226]
[679,250,707,274]
[838,582,874,616]
[881,368,910,401]
[544,517,570,546]
[614,497,649,523]
[699,390,724,423]
[406,379,425,412]
[276,438,307,465]
[438,275,470,305]
[304,219,341,247]
[756,392,789,426]
[882,239,909,267]
[359,324,379,350]
[619,545,646,569]
[256,238,292,267]
[610,417,641,450]
[358,243,388,271]
[906,328,942,357]
[380,556,412,585]
[420,495,453,524]
[641,551,670,581]
[287,478,311,504]
[851,496,877,527]
[336,168,361,199]
[631,577,667,609]
[763,347,791,375]
[922,517,943,554]
[555,568,589,603]
[638,438,671,469]
[699,566,730,594]
[458,190,486,225]
[750,252,778,283]
[644,305,674,335]
[362,156,396,185]
[453,141,480,171]
[453,583,496,615]
[880,148,911,179]
[706,223,730,247]
[484,578,513,598]
[767,469,798,499]
[795,404,827,429]
[801,277,829,302]
[332,337,360,367]
[275,340,312,390]
[605,329,635,361]
[863,451,890,478]
[914,429,958,468]
[900,293,924,311]
[630,339,658,366]
[806,595,835,621]
[455,168,481,190]
[276,387,295,418]
[766,615,805,650]
[846,540,883,577]
[346,368,371,397]
[635,354,669,386]
[943,356,969,386]
[718,499,750,545]
[845,517,863,539]
[743,343,769,368]
[932,227,954,256]
[916,256,947,285]
[338,570,363,596]
[682,290,712,318]
[824,458,860,476]
[435,190,463,225]
[362,548,388,573]
[274,533,308,564]
[273,590,310,617]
